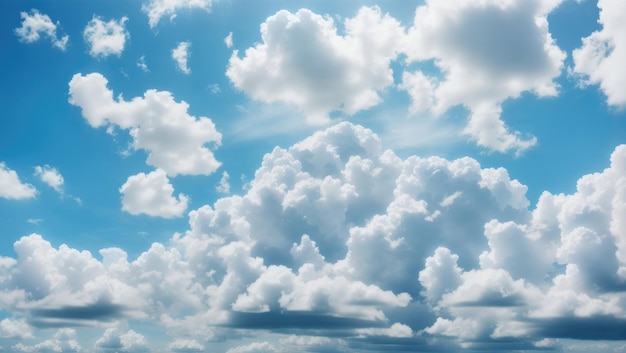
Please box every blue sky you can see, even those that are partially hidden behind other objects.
[1,0,626,352]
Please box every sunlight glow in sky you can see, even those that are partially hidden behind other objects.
[1,0,626,352]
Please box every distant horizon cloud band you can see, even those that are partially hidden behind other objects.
[1,0,626,353]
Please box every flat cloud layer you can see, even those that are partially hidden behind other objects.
[1,123,625,351]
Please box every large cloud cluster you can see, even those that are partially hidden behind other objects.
[227,2,571,154]
[2,123,624,351]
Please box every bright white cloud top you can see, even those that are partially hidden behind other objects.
[2,1,626,352]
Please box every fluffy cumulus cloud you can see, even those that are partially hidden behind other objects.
[0,162,37,200]
[419,144,626,350]
[169,338,204,352]
[216,171,230,194]
[34,165,64,194]
[68,72,222,176]
[14,9,69,50]
[1,124,626,351]
[83,16,129,58]
[13,328,81,353]
[120,169,189,218]
[401,0,566,154]
[172,41,191,74]
[227,6,404,124]
[573,0,626,108]
[143,0,214,28]
[0,318,33,339]
[95,328,150,352]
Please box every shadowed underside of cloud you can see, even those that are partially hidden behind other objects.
[1,122,626,352]
[29,302,126,327]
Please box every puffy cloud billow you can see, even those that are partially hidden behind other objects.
[1,123,625,351]
[68,72,222,176]
[227,3,574,154]
[402,0,565,154]
[227,6,404,125]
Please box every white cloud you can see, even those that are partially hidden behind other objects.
[401,0,566,154]
[83,16,129,58]
[120,169,188,218]
[169,339,204,353]
[216,171,230,194]
[227,6,404,125]
[418,247,462,304]
[13,328,81,353]
[420,144,626,348]
[226,342,276,353]
[137,55,149,72]
[143,0,214,28]
[224,32,233,48]
[34,165,64,194]
[2,123,626,351]
[172,41,191,74]
[0,318,33,339]
[95,328,150,352]
[573,0,626,108]
[14,9,68,50]
[0,162,37,200]
[68,72,222,176]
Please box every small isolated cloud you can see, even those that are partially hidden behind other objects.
[143,0,214,28]
[137,55,149,72]
[227,6,404,125]
[573,0,626,108]
[401,0,566,154]
[172,41,191,74]
[14,9,69,51]
[207,83,221,94]
[0,162,37,200]
[27,218,43,225]
[216,171,230,194]
[224,32,233,48]
[34,165,64,194]
[169,338,204,353]
[120,169,188,218]
[68,72,222,176]
[83,16,129,58]
[95,328,150,353]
